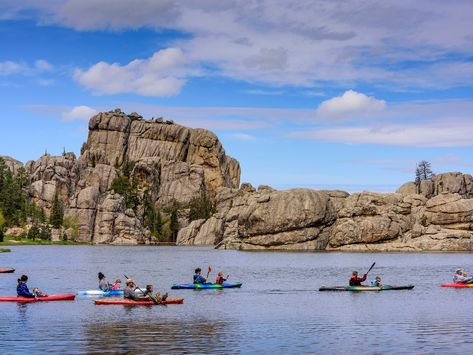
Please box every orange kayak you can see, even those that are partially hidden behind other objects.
[95,297,184,305]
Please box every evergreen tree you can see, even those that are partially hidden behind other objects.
[143,190,162,237]
[415,161,435,184]
[188,191,215,222]
[0,210,5,242]
[166,199,180,242]
[49,194,64,228]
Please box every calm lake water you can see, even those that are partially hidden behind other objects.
[1,246,473,354]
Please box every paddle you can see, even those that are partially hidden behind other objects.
[206,266,212,281]
[123,274,159,305]
[365,262,376,277]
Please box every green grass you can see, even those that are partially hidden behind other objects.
[0,236,90,246]
[0,248,11,252]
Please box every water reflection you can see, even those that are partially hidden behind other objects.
[83,317,236,354]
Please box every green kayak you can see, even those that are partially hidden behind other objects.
[319,285,415,292]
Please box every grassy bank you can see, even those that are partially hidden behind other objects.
[0,236,90,246]
[0,248,11,252]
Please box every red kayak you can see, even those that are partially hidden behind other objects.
[95,297,184,305]
[441,283,473,288]
[0,268,15,273]
[0,294,76,302]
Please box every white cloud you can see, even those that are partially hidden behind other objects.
[4,1,473,89]
[290,122,473,147]
[316,90,386,119]
[74,48,189,96]
[54,0,179,31]
[34,59,53,71]
[62,105,97,120]
[0,60,24,75]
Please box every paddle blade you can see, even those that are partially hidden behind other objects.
[208,266,212,273]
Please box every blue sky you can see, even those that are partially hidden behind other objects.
[1,0,473,192]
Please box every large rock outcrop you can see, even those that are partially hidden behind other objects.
[178,173,473,251]
[11,109,240,244]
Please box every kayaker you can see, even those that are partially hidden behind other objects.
[193,268,207,284]
[16,275,35,298]
[98,272,112,291]
[143,284,168,303]
[349,271,367,286]
[112,279,122,290]
[371,276,382,287]
[453,269,473,284]
[123,279,152,302]
[215,271,227,285]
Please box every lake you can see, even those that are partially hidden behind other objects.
[1,246,472,354]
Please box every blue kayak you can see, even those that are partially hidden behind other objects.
[76,289,143,296]
[171,282,242,290]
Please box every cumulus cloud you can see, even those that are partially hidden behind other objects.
[34,59,53,71]
[74,48,189,96]
[0,60,24,75]
[4,1,473,89]
[316,90,386,119]
[62,105,97,120]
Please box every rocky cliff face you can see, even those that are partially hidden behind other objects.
[3,110,473,251]
[15,109,240,244]
[178,172,473,251]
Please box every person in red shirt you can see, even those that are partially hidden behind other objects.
[349,271,367,286]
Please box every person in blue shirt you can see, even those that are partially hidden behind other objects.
[371,276,382,287]
[193,268,207,284]
[17,275,35,298]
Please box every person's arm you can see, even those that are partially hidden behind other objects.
[361,274,367,282]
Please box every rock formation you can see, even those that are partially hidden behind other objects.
[7,109,240,244]
[2,109,473,251]
[179,173,473,252]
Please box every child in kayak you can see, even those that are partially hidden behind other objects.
[453,269,473,284]
[349,271,367,286]
[193,268,207,284]
[371,276,382,287]
[16,275,35,298]
[112,279,122,290]
[215,272,227,285]
[143,284,168,303]
[98,272,112,291]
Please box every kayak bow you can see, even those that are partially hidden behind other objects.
[0,268,15,273]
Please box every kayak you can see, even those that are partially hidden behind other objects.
[319,285,415,292]
[0,268,15,273]
[441,283,473,288]
[95,297,184,305]
[76,289,144,296]
[171,282,242,290]
[0,294,76,302]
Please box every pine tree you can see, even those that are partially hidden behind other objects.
[49,194,64,228]
[415,161,435,184]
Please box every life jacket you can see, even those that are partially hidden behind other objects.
[216,276,223,284]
